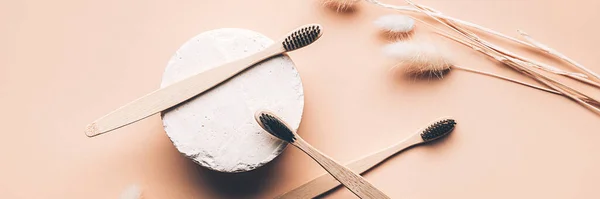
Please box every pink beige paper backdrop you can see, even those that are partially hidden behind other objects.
[1,0,599,198]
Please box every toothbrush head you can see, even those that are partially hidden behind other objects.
[282,24,322,52]
[421,119,456,142]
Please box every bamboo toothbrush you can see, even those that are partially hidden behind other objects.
[85,24,323,137]
[277,118,456,199]
[255,111,391,199]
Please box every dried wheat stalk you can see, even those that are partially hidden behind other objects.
[517,29,600,83]
[363,0,600,114]
[364,0,600,86]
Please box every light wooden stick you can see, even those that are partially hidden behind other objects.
[86,47,280,136]
[85,24,322,137]
[291,137,391,199]
[278,128,423,199]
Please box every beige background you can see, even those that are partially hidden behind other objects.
[1,0,600,198]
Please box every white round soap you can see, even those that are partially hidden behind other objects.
[160,28,304,173]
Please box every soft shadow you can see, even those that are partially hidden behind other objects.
[317,0,360,19]
[392,65,452,82]
[322,1,360,15]
[377,30,415,43]
[194,148,291,198]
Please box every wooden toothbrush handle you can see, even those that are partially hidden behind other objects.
[278,135,421,199]
[86,45,284,137]
[293,138,391,199]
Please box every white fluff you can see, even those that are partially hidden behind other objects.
[374,14,415,33]
[119,185,142,199]
[383,40,453,76]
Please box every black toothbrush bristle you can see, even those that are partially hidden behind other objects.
[421,119,456,142]
[258,113,296,143]
[282,25,322,51]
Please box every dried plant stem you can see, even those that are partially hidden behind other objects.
[503,50,600,89]
[364,0,598,85]
[508,59,600,113]
[469,37,600,113]
[438,31,600,89]
[410,1,593,86]
[517,30,600,83]
[461,33,600,113]
[364,0,600,114]
[408,16,598,93]
[401,0,600,114]
[407,17,596,109]
[461,28,600,89]
[438,29,595,104]
[452,65,560,96]
[405,17,561,96]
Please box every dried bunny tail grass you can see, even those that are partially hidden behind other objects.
[120,185,142,199]
[374,14,415,40]
[321,0,360,11]
[382,38,562,95]
[374,14,415,33]
[383,40,452,78]
[364,0,597,85]
[383,40,562,95]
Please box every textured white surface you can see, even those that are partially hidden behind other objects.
[160,28,304,173]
